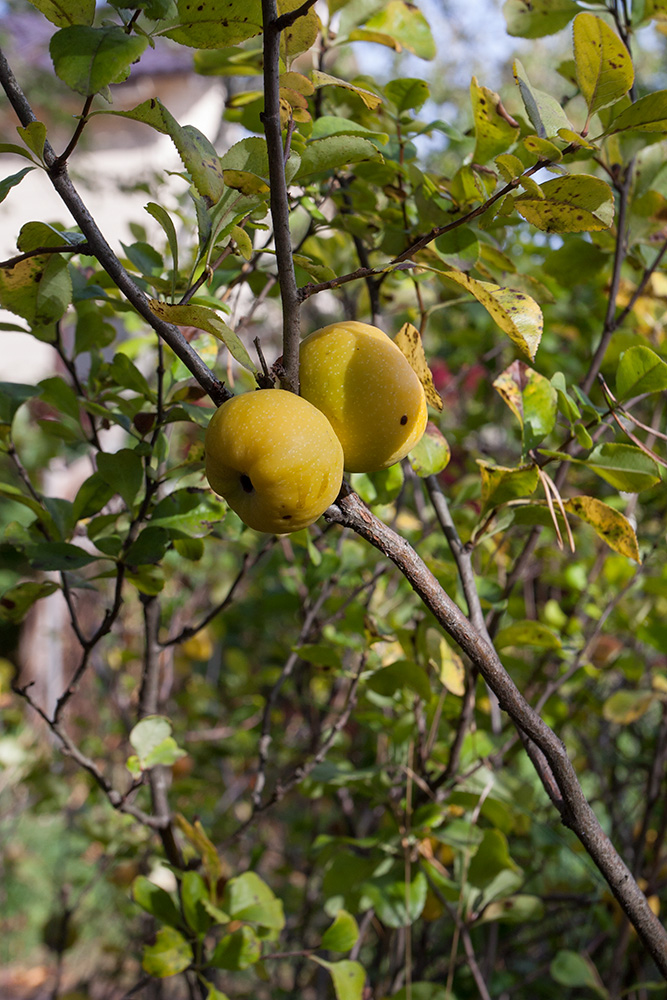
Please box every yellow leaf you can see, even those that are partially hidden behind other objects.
[562,496,640,562]
[393,322,443,411]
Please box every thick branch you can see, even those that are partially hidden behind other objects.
[0,48,230,407]
[325,489,667,978]
[261,0,301,391]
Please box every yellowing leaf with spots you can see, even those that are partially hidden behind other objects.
[393,323,443,411]
[573,13,633,124]
[562,496,640,562]
[165,0,262,49]
[471,77,520,165]
[515,174,614,233]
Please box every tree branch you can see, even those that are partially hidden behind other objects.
[261,0,301,392]
[325,488,667,977]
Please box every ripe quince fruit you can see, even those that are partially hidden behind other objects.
[299,320,428,472]
[205,389,343,534]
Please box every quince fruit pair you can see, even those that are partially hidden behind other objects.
[204,321,427,533]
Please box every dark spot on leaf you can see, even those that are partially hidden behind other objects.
[240,474,253,493]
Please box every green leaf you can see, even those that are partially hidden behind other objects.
[562,496,640,562]
[363,870,427,928]
[294,136,382,181]
[149,489,226,536]
[470,77,519,164]
[408,423,451,478]
[602,690,656,724]
[587,443,661,492]
[129,715,172,762]
[493,360,557,452]
[515,174,614,233]
[222,872,285,930]
[174,816,224,895]
[0,581,59,625]
[513,59,572,138]
[131,875,182,928]
[550,949,609,997]
[142,927,193,977]
[573,13,633,120]
[109,352,154,400]
[363,0,435,59]
[385,78,429,113]
[479,894,545,925]
[311,958,366,1000]
[311,71,383,111]
[495,620,562,651]
[210,926,261,970]
[468,829,520,888]
[181,871,211,934]
[149,300,256,372]
[367,659,432,701]
[321,910,359,953]
[310,115,388,145]
[24,541,99,571]
[173,125,225,204]
[478,462,540,514]
[607,90,667,133]
[164,0,262,48]
[49,26,149,96]
[96,448,144,508]
[279,0,319,65]
[26,0,95,25]
[0,254,71,327]
[146,202,179,282]
[0,167,35,205]
[0,382,41,428]
[616,345,667,400]
[72,473,115,521]
[503,0,578,39]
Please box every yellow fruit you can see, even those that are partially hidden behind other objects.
[205,389,343,534]
[299,320,428,472]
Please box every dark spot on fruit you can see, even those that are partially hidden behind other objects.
[282,514,292,520]
[240,474,254,493]
[400,414,408,425]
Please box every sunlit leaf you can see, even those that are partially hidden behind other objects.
[142,927,193,977]
[49,26,148,96]
[562,496,640,562]
[478,462,540,513]
[311,957,366,1000]
[586,443,661,492]
[503,0,578,39]
[573,13,633,121]
[164,0,262,48]
[495,620,562,650]
[513,59,572,138]
[602,690,656,724]
[471,77,519,164]
[515,175,614,233]
[321,910,359,952]
[615,345,667,400]
[607,90,667,133]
